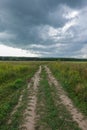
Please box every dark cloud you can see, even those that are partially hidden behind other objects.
[0,0,87,57]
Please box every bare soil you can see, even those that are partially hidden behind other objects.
[21,66,41,130]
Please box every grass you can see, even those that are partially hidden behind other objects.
[48,61,87,116]
[5,83,32,130]
[0,61,39,130]
[36,67,81,130]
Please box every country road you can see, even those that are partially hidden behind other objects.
[7,65,87,130]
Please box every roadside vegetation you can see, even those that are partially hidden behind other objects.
[0,61,39,130]
[48,61,87,116]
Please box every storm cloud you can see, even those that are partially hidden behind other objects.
[0,0,87,57]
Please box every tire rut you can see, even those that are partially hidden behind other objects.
[45,66,87,130]
[21,66,41,130]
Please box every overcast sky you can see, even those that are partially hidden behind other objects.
[0,0,87,58]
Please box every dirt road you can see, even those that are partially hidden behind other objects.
[18,66,87,130]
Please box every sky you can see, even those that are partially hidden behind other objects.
[0,0,87,58]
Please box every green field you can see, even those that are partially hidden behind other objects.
[0,61,87,130]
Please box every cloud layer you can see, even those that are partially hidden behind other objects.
[0,0,87,57]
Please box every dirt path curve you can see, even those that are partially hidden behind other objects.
[21,66,41,130]
[45,66,87,130]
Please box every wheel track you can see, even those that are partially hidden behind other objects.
[45,65,87,130]
[21,66,41,130]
